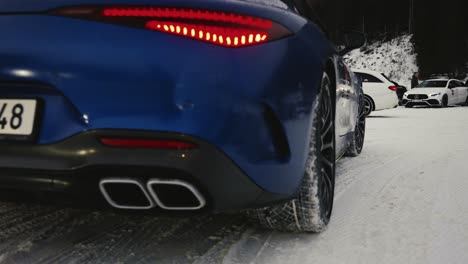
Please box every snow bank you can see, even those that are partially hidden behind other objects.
[344,35,418,88]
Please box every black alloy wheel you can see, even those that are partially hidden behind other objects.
[363,96,373,116]
[317,73,336,220]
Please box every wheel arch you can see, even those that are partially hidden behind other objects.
[363,94,376,111]
[298,57,336,185]
[324,58,337,108]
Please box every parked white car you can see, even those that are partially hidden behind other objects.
[403,79,468,107]
[353,70,399,116]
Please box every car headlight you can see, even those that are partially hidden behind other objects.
[403,93,408,98]
[430,93,441,97]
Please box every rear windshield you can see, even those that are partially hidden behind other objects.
[381,73,395,84]
[355,72,383,83]
[416,80,448,88]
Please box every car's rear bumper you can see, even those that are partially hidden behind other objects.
[374,94,399,111]
[0,130,291,212]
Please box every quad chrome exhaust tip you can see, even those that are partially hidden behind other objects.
[147,179,206,211]
[99,178,206,211]
[99,179,154,210]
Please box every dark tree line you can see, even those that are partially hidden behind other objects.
[413,0,467,78]
[312,0,468,77]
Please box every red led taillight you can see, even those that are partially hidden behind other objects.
[51,6,292,48]
[101,8,273,29]
[389,86,398,92]
[145,21,267,47]
[100,138,197,149]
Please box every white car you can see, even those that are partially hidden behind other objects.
[403,79,468,107]
[353,70,399,116]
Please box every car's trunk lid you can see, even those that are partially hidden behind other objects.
[0,0,220,13]
[0,0,290,13]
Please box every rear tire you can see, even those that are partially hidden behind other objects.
[346,95,366,157]
[248,72,336,232]
[363,96,373,116]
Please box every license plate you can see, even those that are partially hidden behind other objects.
[0,99,38,137]
[412,100,423,102]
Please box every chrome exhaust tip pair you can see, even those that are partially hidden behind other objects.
[99,178,206,211]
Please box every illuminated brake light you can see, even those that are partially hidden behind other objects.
[51,6,292,48]
[102,7,273,29]
[143,15,273,47]
[100,138,197,149]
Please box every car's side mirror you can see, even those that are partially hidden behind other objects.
[339,31,366,56]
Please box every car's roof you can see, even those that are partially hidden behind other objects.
[424,79,452,82]
[352,69,382,75]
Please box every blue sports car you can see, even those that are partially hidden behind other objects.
[0,0,365,232]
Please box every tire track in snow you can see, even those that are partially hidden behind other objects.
[0,203,18,213]
[334,152,405,199]
[0,205,64,242]
[0,204,55,232]
[1,210,108,263]
[0,206,78,261]
[123,214,247,264]
[193,223,249,264]
[218,228,275,264]
[32,213,147,264]
[2,211,247,264]
[74,216,191,263]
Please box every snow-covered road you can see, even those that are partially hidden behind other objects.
[1,106,468,264]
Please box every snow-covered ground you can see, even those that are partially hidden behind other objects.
[1,106,468,263]
[345,35,418,88]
